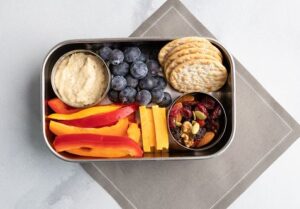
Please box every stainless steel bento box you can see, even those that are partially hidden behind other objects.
[41,37,236,162]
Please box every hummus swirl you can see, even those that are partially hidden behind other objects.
[54,52,108,107]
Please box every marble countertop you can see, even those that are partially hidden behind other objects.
[0,0,299,208]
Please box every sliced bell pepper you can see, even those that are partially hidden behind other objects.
[49,118,129,136]
[48,98,80,114]
[127,123,141,145]
[127,112,136,123]
[53,134,143,158]
[48,104,122,120]
[62,104,138,128]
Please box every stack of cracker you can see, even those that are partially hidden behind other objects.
[158,37,227,93]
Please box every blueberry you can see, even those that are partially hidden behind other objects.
[136,90,152,105]
[109,49,124,65]
[111,76,127,91]
[151,89,164,103]
[111,62,129,76]
[136,52,148,62]
[108,90,119,103]
[124,47,141,63]
[146,59,160,76]
[125,74,139,88]
[98,46,112,61]
[130,61,148,79]
[139,76,155,90]
[119,87,137,104]
[158,92,172,107]
[153,76,167,90]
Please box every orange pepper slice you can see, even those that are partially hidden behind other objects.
[49,118,129,136]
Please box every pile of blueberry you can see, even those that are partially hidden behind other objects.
[98,45,172,107]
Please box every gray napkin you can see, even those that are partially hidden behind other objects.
[82,1,300,209]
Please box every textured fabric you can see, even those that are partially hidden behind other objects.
[82,1,300,208]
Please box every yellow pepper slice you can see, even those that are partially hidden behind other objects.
[47,104,122,120]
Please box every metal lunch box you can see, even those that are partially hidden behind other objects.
[41,37,236,162]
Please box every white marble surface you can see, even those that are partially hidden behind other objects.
[0,0,299,208]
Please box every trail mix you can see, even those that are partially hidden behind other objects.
[169,95,223,148]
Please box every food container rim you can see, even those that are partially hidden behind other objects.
[167,92,228,151]
[41,37,236,162]
[50,49,111,108]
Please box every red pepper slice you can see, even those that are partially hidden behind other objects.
[61,104,138,128]
[127,112,136,123]
[48,98,80,114]
[53,134,143,158]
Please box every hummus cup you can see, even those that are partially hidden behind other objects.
[50,49,111,108]
[167,92,227,152]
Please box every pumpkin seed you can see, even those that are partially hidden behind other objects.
[195,111,207,120]
[175,121,182,127]
[192,111,196,120]
[192,123,200,134]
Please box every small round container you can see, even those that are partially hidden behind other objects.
[51,49,111,108]
[167,92,227,151]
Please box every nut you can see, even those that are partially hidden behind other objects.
[181,133,193,147]
[177,95,195,102]
[195,111,207,120]
[192,120,197,125]
[181,133,189,140]
[192,123,200,134]
[175,121,182,127]
[192,111,196,120]
[196,131,215,147]
[182,121,192,133]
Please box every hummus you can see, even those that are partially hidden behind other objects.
[54,52,108,107]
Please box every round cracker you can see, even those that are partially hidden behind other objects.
[158,37,210,65]
[169,59,228,93]
[164,47,222,71]
[165,41,222,62]
[164,53,219,81]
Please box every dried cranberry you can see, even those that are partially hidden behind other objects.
[182,103,192,111]
[201,96,216,110]
[212,105,222,119]
[169,117,176,129]
[196,103,209,116]
[173,102,183,110]
[170,102,183,116]
[205,119,212,131]
[181,116,188,122]
[182,108,192,119]
[197,119,205,127]
[211,120,220,132]
[170,108,181,118]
